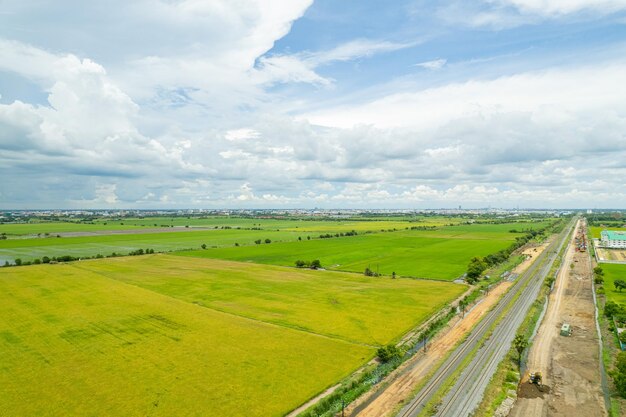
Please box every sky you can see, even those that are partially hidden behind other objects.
[1,0,626,209]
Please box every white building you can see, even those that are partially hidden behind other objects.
[600,230,626,249]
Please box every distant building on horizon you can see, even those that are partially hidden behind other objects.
[600,230,626,249]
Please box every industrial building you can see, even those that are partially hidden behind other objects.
[600,230,626,249]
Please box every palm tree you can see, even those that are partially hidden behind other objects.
[513,334,528,370]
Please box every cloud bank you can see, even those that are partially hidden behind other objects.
[1,0,625,208]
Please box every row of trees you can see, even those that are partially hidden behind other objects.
[604,299,626,396]
[319,230,358,239]
[295,259,322,269]
[4,247,161,267]
[464,225,553,284]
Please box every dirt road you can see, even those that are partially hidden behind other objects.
[513,243,549,275]
[348,281,512,417]
[510,219,606,417]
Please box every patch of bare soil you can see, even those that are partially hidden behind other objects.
[510,220,606,417]
[518,381,550,399]
[513,243,549,275]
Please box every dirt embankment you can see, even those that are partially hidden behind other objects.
[510,220,606,417]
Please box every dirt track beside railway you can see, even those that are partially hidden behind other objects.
[510,220,606,417]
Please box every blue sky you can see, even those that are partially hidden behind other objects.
[1,0,626,209]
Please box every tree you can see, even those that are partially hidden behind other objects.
[201,244,207,249]
[620,331,626,345]
[595,275,604,285]
[265,238,271,244]
[615,280,626,292]
[295,260,307,268]
[364,267,374,277]
[605,301,624,318]
[594,266,604,276]
[42,256,50,264]
[513,334,528,369]
[459,298,469,317]
[377,344,403,363]
[14,258,22,266]
[298,236,302,241]
[310,259,322,270]
[392,271,396,279]
[254,239,262,244]
[611,352,626,397]
[466,257,487,284]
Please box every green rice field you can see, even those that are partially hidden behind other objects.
[77,255,464,345]
[0,216,457,236]
[0,256,463,416]
[177,226,524,281]
[0,229,302,264]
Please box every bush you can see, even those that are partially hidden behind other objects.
[264,239,271,244]
[605,301,625,319]
[377,344,403,363]
[611,352,626,397]
[505,370,519,383]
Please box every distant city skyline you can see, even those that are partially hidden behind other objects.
[1,1,626,209]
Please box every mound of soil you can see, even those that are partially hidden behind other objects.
[517,382,550,399]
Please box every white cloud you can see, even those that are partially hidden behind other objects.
[415,58,447,70]
[255,39,415,86]
[494,0,626,16]
[225,128,261,141]
[1,1,626,208]
[303,62,626,129]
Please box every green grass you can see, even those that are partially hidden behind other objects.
[76,255,465,346]
[602,263,626,304]
[177,228,516,281]
[0,256,463,416]
[590,226,626,239]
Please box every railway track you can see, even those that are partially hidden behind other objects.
[396,218,575,417]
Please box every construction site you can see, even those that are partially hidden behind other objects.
[510,219,607,417]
